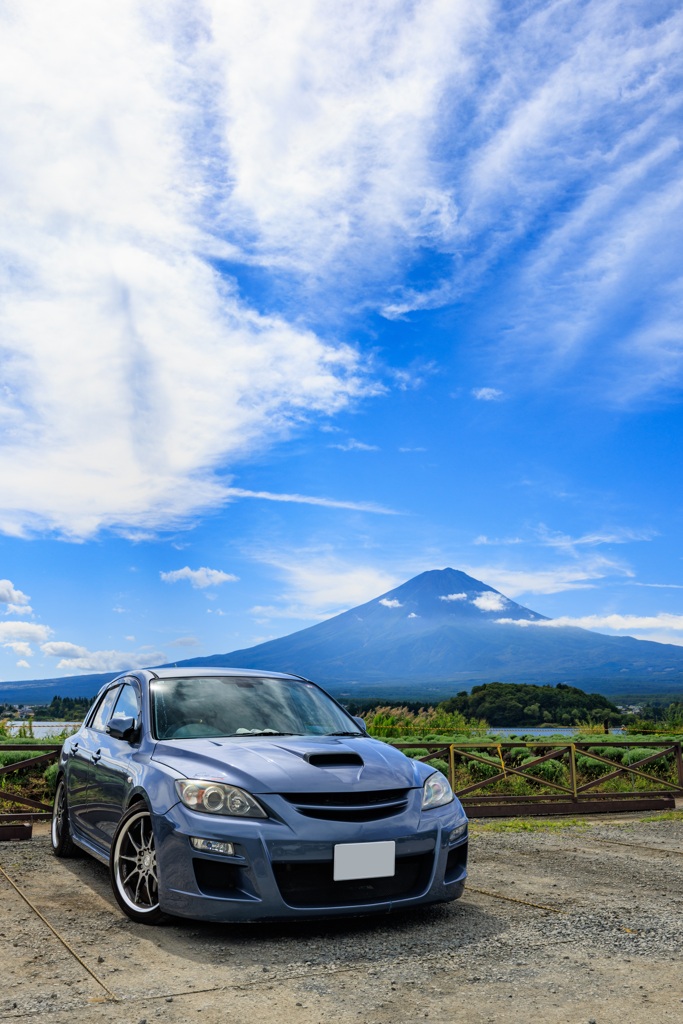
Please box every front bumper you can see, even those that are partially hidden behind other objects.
[154,795,468,922]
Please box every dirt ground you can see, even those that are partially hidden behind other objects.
[1,814,683,1024]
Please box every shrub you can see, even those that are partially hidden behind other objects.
[403,748,429,759]
[427,758,450,777]
[520,757,567,784]
[624,747,671,776]
[43,762,59,794]
[466,756,501,781]
[0,750,33,768]
[576,755,606,780]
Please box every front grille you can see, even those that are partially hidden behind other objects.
[273,852,433,907]
[281,788,411,822]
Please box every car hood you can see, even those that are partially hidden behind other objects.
[151,735,424,793]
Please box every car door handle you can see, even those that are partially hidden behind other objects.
[92,750,102,764]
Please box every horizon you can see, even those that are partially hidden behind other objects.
[2,3,683,683]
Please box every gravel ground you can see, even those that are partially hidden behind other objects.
[1,815,682,1023]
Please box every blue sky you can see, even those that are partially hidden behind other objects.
[2,0,683,682]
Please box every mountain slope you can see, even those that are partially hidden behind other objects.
[168,568,683,695]
[3,568,683,702]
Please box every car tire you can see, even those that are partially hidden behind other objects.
[51,776,78,858]
[110,803,166,924]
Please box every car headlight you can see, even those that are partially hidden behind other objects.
[421,770,454,810]
[175,779,267,817]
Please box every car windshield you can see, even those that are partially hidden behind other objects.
[150,675,363,740]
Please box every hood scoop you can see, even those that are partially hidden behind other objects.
[304,751,364,768]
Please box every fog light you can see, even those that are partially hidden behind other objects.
[190,837,235,856]
[449,823,468,844]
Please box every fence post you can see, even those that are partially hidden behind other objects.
[449,744,455,790]
[568,744,578,801]
[675,742,683,792]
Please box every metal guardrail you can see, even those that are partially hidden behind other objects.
[0,744,61,822]
[392,739,683,816]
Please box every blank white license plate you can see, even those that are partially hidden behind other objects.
[333,841,396,881]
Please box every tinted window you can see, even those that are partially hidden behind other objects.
[111,682,141,724]
[91,687,121,733]
[151,676,361,740]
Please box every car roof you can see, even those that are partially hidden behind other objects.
[140,666,304,681]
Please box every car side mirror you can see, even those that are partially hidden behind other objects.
[352,716,368,733]
[107,716,139,742]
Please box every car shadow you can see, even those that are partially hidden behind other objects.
[58,851,503,970]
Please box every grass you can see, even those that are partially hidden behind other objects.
[471,817,590,833]
[640,809,683,822]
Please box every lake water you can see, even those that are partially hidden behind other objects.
[5,721,81,738]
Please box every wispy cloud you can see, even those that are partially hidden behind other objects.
[471,387,503,401]
[473,535,523,546]
[225,487,396,515]
[168,636,201,648]
[463,557,633,596]
[439,592,467,602]
[536,525,655,552]
[379,598,403,608]
[328,440,380,452]
[160,567,238,589]
[496,612,683,648]
[252,551,402,620]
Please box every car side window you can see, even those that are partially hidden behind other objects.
[91,687,121,733]
[110,682,141,724]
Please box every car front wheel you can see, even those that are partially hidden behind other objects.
[110,804,165,924]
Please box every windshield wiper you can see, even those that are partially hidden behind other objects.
[324,731,364,737]
[228,731,300,737]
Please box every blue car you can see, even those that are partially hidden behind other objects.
[51,667,468,924]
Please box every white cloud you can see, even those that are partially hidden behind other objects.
[0,2,378,540]
[160,566,238,589]
[16,660,30,669]
[4,604,33,617]
[41,641,89,659]
[329,440,380,452]
[41,640,166,672]
[408,611,419,618]
[379,598,403,608]
[471,387,503,401]
[3,641,33,658]
[439,592,467,602]
[0,622,51,644]
[472,592,507,612]
[398,446,427,453]
[0,580,31,612]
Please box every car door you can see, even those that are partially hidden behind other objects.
[86,679,142,848]
[67,685,120,840]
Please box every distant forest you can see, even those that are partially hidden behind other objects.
[438,682,620,726]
